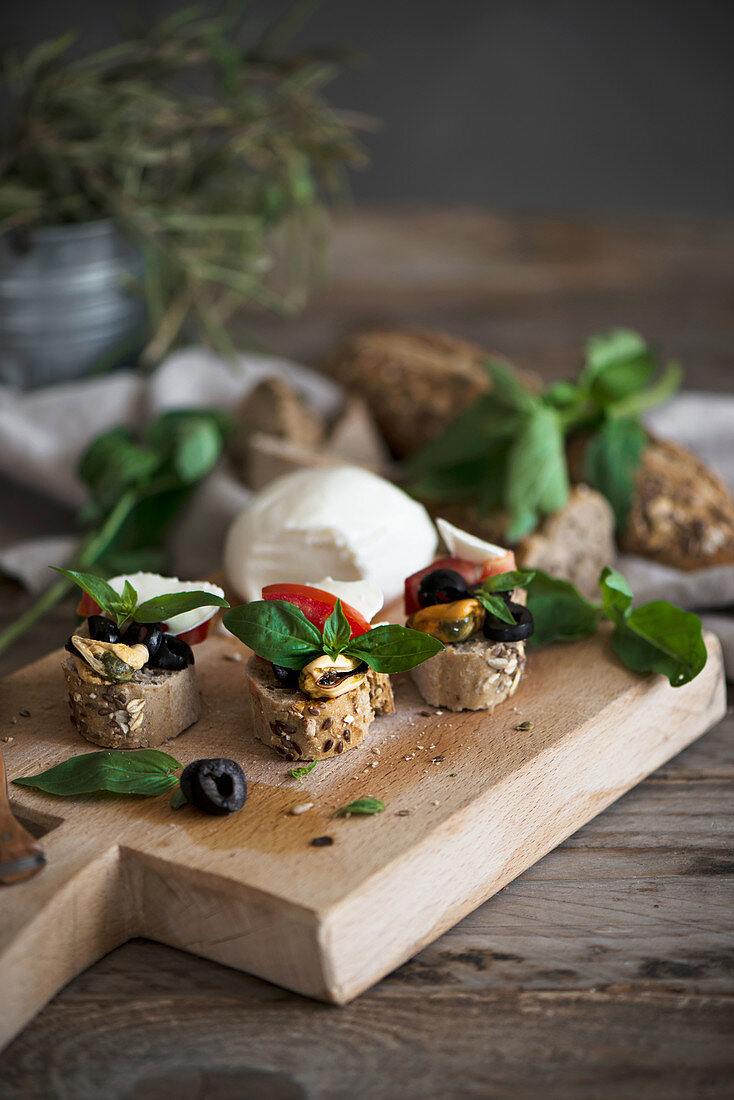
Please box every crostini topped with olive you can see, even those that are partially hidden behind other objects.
[405,519,535,711]
[223,579,442,761]
[56,568,228,749]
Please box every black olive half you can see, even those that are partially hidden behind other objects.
[180,758,247,815]
[152,633,194,670]
[87,615,120,643]
[482,600,534,643]
[121,620,163,658]
[418,568,472,608]
[272,663,300,689]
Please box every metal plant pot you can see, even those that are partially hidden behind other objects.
[0,219,145,389]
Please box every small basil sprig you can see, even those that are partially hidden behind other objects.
[526,566,707,687]
[334,797,386,817]
[52,567,228,629]
[405,329,681,539]
[13,749,182,797]
[288,760,318,780]
[223,599,444,674]
[474,569,536,625]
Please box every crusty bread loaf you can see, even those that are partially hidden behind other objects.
[246,657,395,761]
[410,637,525,712]
[621,437,734,570]
[229,377,324,484]
[63,657,200,748]
[329,328,490,458]
[426,485,616,600]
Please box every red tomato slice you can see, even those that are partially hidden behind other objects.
[262,583,371,637]
[75,595,217,645]
[480,550,516,580]
[404,557,482,616]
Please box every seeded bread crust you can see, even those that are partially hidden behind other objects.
[246,656,395,761]
[63,656,200,748]
[410,637,526,712]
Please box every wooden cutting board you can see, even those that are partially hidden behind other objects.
[1,625,726,1050]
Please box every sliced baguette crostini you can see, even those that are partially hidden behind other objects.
[405,520,534,712]
[222,578,441,761]
[56,568,228,749]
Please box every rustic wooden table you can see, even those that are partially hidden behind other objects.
[1,209,733,1099]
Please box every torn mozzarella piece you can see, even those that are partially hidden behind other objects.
[308,577,384,621]
[436,517,509,564]
[106,573,225,635]
[224,466,438,604]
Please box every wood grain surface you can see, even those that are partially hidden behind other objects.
[1,208,733,1099]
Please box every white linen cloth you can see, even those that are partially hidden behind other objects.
[0,351,732,676]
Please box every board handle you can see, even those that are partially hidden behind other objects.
[0,827,126,1053]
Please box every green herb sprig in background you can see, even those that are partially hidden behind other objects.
[0,5,366,364]
[405,330,681,540]
[0,408,230,657]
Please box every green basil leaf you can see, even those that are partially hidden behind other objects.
[475,591,516,625]
[504,406,569,541]
[584,417,648,531]
[480,570,536,593]
[403,395,521,479]
[135,590,229,624]
[50,568,121,617]
[288,760,318,780]
[407,455,500,503]
[526,571,602,646]
[581,330,655,403]
[172,416,224,483]
[322,599,351,658]
[598,566,633,625]
[223,600,325,670]
[79,428,160,503]
[334,797,386,818]
[13,749,182,797]
[611,601,707,687]
[606,360,683,421]
[345,625,443,674]
[484,358,540,414]
[170,787,188,809]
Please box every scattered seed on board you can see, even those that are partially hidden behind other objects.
[311,835,334,847]
[19,709,30,718]
[290,802,313,815]
[515,721,533,731]
[395,809,411,817]
[2,736,14,744]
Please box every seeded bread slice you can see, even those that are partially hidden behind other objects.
[410,637,526,712]
[246,656,395,761]
[63,656,200,749]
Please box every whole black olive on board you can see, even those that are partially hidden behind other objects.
[180,758,247,815]
[482,600,534,643]
[121,620,163,658]
[87,615,120,643]
[418,569,471,608]
[272,663,300,688]
[152,633,194,670]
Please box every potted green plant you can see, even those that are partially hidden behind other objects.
[0,4,364,387]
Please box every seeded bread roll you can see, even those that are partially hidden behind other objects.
[246,657,395,761]
[410,637,526,712]
[63,657,200,749]
[621,437,734,570]
[329,328,490,458]
[229,377,325,484]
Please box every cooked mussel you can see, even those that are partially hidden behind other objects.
[407,597,484,644]
[298,653,367,699]
[70,636,149,682]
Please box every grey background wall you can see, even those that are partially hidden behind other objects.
[3,0,733,214]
